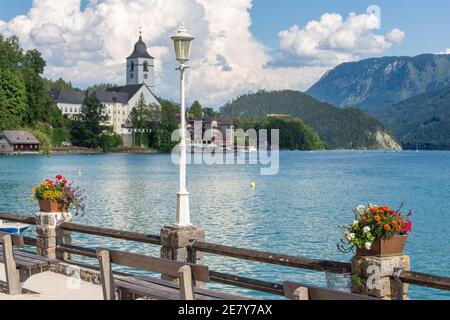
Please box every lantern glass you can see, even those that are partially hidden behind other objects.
[171,25,194,63]
[173,39,192,62]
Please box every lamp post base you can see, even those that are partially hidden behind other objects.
[160,224,205,282]
[176,191,191,226]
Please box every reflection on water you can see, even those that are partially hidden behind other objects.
[1,151,450,299]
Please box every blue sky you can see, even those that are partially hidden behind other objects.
[2,0,449,57]
[0,0,449,106]
[250,0,450,56]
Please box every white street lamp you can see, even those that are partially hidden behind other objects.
[172,24,194,226]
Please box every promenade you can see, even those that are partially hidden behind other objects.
[0,263,102,300]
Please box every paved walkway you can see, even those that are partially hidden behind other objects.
[0,263,103,300]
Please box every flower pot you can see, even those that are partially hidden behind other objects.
[38,200,68,213]
[357,235,408,257]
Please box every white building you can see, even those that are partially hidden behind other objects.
[52,33,161,139]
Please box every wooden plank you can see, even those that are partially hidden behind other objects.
[116,278,181,301]
[116,277,222,301]
[134,275,253,300]
[97,247,210,283]
[178,265,194,300]
[58,244,97,258]
[60,222,160,245]
[1,235,21,295]
[400,271,450,291]
[0,232,25,247]
[283,281,375,300]
[0,213,36,225]
[12,255,49,268]
[193,241,351,273]
[15,250,57,263]
[209,271,284,296]
[97,250,116,300]
[0,252,43,269]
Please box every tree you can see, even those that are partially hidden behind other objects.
[203,107,219,118]
[0,35,66,130]
[70,96,108,149]
[44,77,81,92]
[188,101,218,119]
[128,94,161,147]
[0,69,28,130]
[189,100,203,118]
[0,35,23,71]
[151,98,180,152]
[86,83,117,92]
[23,49,46,75]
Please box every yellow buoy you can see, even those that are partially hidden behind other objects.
[250,182,256,190]
[77,171,83,177]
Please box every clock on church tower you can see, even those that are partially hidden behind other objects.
[126,33,155,89]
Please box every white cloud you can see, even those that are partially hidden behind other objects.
[277,12,405,67]
[0,2,404,107]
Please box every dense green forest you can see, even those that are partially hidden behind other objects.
[220,90,398,150]
[373,87,450,150]
[233,117,326,150]
[0,35,67,132]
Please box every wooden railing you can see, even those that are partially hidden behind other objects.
[1,212,450,296]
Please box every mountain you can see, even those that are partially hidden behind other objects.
[220,90,400,150]
[307,54,450,111]
[373,87,450,150]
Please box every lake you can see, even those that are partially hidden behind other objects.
[1,151,449,299]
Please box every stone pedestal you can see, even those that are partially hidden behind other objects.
[56,212,73,261]
[351,254,410,300]
[160,225,205,281]
[36,212,72,260]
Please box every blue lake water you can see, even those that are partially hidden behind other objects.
[0,151,449,300]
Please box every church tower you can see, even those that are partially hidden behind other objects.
[126,32,154,89]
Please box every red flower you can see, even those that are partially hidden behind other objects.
[403,221,412,233]
[56,175,63,180]
[62,179,68,184]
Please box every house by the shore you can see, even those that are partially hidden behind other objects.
[0,131,40,155]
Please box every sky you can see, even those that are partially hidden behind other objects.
[0,0,449,107]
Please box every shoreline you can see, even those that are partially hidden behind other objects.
[2,149,450,157]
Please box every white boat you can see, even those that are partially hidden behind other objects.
[0,220,30,235]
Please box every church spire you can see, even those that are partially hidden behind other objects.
[127,30,153,59]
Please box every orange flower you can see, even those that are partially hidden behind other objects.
[378,222,383,225]
[375,216,381,222]
[384,225,391,231]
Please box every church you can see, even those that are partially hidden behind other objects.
[52,33,161,142]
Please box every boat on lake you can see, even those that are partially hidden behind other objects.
[0,220,30,235]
